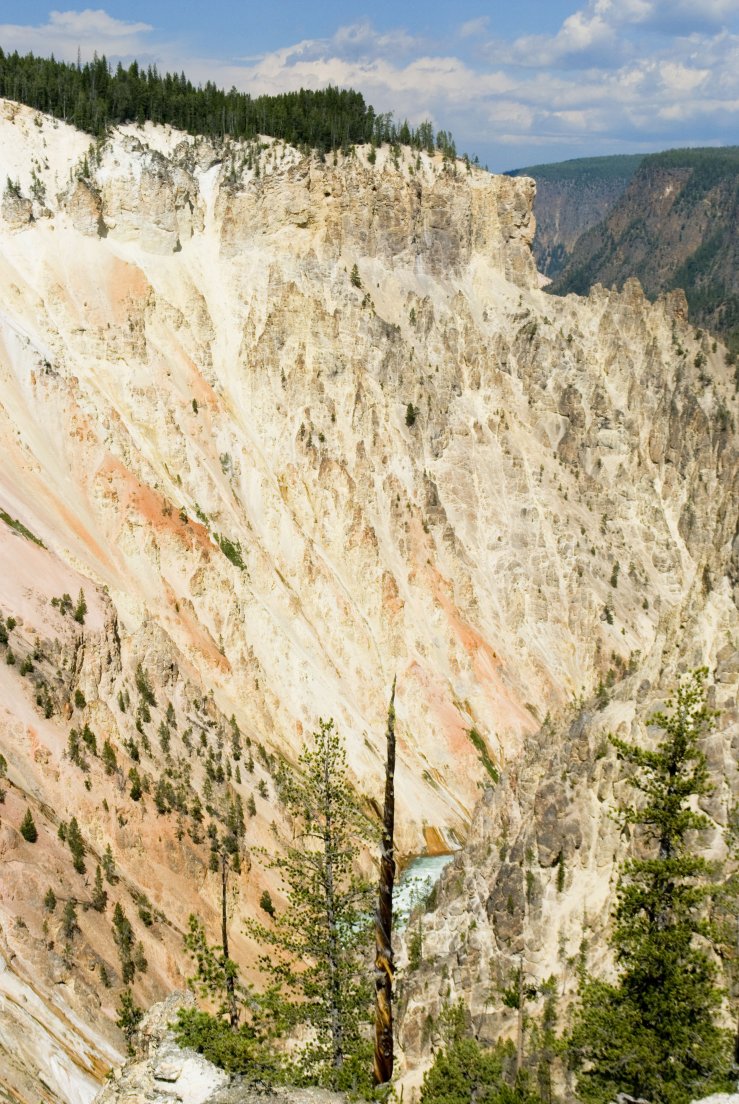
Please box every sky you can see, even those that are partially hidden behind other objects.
[0,2,738,171]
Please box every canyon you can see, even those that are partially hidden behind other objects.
[0,98,737,1103]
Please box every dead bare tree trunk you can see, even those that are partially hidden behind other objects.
[373,677,397,1086]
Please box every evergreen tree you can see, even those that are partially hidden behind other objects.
[62,899,79,939]
[112,902,136,984]
[420,1002,534,1104]
[91,865,108,912]
[568,669,733,1104]
[19,807,38,842]
[66,816,86,873]
[175,914,281,1082]
[116,989,143,1053]
[101,842,117,883]
[246,719,375,1093]
[102,738,118,775]
[73,588,87,624]
[0,51,450,158]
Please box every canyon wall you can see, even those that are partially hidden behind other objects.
[0,99,737,1102]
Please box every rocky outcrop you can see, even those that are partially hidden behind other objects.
[217,157,535,283]
[65,178,105,237]
[2,186,32,228]
[96,137,205,252]
[95,994,345,1104]
[508,154,643,278]
[396,665,739,1086]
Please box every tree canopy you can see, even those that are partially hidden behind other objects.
[0,48,457,157]
[568,669,733,1104]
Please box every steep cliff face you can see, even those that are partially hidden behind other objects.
[0,99,738,1104]
[508,155,643,279]
[397,652,739,1091]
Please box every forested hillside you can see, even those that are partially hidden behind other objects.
[0,48,457,155]
[508,154,643,277]
[549,146,739,358]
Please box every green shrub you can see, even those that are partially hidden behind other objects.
[215,534,246,570]
[173,1009,282,1081]
[129,768,143,801]
[102,739,118,774]
[116,989,143,1052]
[62,899,79,939]
[73,589,87,624]
[468,727,499,783]
[0,508,44,546]
[19,808,38,842]
[420,1010,527,1104]
[135,664,156,707]
[408,925,423,971]
[259,890,275,917]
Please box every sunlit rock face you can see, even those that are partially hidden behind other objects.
[0,97,737,1103]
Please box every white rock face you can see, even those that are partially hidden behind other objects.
[95,993,228,1104]
[0,98,737,1103]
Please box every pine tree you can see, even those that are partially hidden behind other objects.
[66,816,86,873]
[101,843,117,883]
[175,913,281,1080]
[91,865,108,912]
[245,719,375,1092]
[73,588,87,624]
[568,669,733,1104]
[116,989,143,1053]
[102,738,118,775]
[19,807,38,842]
[62,899,79,939]
[112,902,135,984]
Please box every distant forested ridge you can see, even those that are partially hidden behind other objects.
[508,153,644,185]
[0,48,458,156]
[507,154,644,278]
[549,146,739,358]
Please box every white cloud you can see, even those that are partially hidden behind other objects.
[458,17,490,39]
[0,8,155,61]
[0,8,737,167]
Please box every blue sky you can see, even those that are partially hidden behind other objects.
[1,2,738,170]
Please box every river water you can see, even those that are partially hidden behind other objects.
[393,852,456,928]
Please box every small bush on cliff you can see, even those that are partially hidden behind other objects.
[19,807,38,842]
[174,1009,283,1081]
[117,989,143,1053]
[174,914,283,1083]
[420,1003,537,1104]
